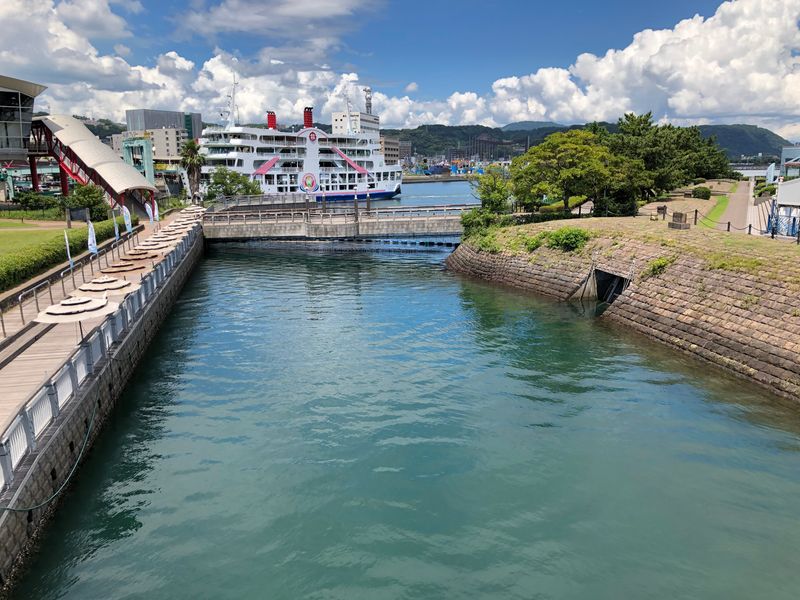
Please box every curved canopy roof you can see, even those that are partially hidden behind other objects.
[0,74,46,98]
[36,115,156,195]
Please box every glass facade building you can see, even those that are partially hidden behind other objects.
[0,75,47,162]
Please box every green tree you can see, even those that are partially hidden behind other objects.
[205,167,261,201]
[180,139,205,198]
[68,183,108,220]
[511,130,613,211]
[471,165,510,212]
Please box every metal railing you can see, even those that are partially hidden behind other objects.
[202,204,477,227]
[0,224,200,493]
[2,231,141,336]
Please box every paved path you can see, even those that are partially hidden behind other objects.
[720,181,750,232]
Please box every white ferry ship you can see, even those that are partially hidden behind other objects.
[199,87,402,201]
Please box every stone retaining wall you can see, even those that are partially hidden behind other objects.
[0,231,203,589]
[446,240,800,403]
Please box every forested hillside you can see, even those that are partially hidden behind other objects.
[381,121,789,159]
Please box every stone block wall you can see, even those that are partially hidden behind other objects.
[447,240,800,403]
[0,232,203,588]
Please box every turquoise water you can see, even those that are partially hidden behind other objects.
[382,180,474,207]
[13,246,800,599]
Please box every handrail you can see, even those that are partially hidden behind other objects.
[0,224,199,494]
[4,230,141,333]
[202,204,474,227]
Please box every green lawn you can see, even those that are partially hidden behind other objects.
[0,220,31,229]
[0,229,67,257]
[701,194,729,228]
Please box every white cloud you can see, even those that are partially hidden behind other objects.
[55,0,132,39]
[0,0,797,140]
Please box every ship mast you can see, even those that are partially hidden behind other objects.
[364,87,372,115]
[224,73,239,130]
[344,90,353,134]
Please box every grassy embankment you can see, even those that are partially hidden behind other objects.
[0,217,134,293]
[465,213,798,284]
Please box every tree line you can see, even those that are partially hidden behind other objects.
[476,112,734,216]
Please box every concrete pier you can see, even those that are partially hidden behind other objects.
[0,217,203,587]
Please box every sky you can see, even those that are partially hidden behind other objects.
[1,0,799,139]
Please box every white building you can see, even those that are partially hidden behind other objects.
[331,111,380,139]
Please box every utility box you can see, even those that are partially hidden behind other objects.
[668,211,690,230]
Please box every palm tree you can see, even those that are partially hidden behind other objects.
[180,139,205,201]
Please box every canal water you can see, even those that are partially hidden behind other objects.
[384,180,474,208]
[14,246,800,599]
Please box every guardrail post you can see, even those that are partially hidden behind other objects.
[68,360,79,392]
[727,221,731,232]
[21,411,36,451]
[0,443,13,489]
[694,209,698,225]
[748,224,752,235]
[45,381,60,418]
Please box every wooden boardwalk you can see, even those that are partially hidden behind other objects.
[0,214,192,433]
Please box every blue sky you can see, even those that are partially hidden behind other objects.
[100,0,723,100]
[2,0,799,138]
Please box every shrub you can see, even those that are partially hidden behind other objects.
[523,232,549,252]
[642,256,676,279]
[461,208,513,237]
[545,226,590,252]
[692,177,707,185]
[754,183,776,197]
[473,229,502,253]
[538,195,587,214]
[692,186,712,200]
[0,216,137,292]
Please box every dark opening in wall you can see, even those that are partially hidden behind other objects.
[594,269,629,314]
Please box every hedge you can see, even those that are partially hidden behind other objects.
[0,217,136,292]
[692,186,712,199]
[538,195,588,214]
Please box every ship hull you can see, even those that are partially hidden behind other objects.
[314,188,401,202]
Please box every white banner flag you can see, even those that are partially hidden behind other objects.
[154,200,160,222]
[64,230,74,270]
[87,221,98,255]
[145,202,154,224]
[122,205,133,233]
[112,209,120,241]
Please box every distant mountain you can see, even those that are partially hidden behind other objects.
[384,121,788,160]
[697,124,790,158]
[502,121,563,131]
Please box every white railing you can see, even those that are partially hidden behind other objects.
[0,224,199,492]
[202,204,477,227]
[3,229,141,337]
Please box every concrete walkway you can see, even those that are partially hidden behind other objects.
[719,180,751,232]
[0,212,194,433]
